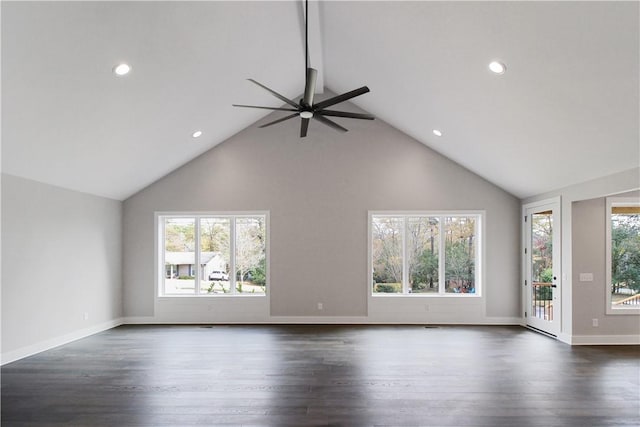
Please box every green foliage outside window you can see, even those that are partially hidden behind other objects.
[375,283,402,293]
[372,214,478,295]
[611,213,640,294]
[411,250,438,291]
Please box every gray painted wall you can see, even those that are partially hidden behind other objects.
[123,113,521,323]
[572,191,640,336]
[1,174,123,357]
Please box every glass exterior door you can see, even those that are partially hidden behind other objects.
[525,201,560,336]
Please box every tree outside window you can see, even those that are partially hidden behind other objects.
[371,213,480,296]
[608,201,640,312]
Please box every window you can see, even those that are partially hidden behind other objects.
[159,213,267,296]
[606,198,640,314]
[370,212,481,296]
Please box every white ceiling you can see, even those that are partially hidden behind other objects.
[2,1,638,200]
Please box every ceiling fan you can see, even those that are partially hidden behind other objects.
[233,0,374,138]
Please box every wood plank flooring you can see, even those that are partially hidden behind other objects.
[2,325,639,426]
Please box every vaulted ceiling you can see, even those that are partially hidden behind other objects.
[2,1,638,200]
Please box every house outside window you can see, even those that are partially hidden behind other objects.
[370,212,482,296]
[158,213,268,296]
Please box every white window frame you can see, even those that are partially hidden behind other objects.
[156,211,269,298]
[605,198,640,315]
[369,211,484,297]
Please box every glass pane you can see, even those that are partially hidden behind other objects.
[531,211,553,320]
[199,218,231,294]
[407,217,439,293]
[163,218,195,294]
[444,217,476,294]
[372,217,403,293]
[235,217,266,294]
[610,209,640,308]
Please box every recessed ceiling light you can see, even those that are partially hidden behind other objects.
[433,129,443,137]
[192,130,203,138]
[489,61,506,75]
[113,63,131,76]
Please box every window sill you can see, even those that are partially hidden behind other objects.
[605,307,640,316]
[158,294,267,299]
[371,293,481,298]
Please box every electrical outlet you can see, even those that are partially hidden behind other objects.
[83,312,89,321]
[317,302,323,310]
[424,304,430,312]
[592,318,599,327]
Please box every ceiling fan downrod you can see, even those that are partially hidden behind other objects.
[233,0,374,137]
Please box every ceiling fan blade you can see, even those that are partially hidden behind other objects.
[300,118,310,137]
[312,86,370,110]
[302,68,317,107]
[318,110,375,120]
[313,114,348,133]
[247,79,300,108]
[233,104,298,112]
[258,113,299,128]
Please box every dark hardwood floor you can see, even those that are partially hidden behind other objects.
[2,325,639,426]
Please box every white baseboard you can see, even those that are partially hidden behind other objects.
[1,318,124,365]
[123,315,522,325]
[122,316,157,324]
[569,334,640,345]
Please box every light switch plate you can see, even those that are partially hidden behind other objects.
[579,273,594,282]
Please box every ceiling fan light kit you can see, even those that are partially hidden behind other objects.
[233,0,374,138]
